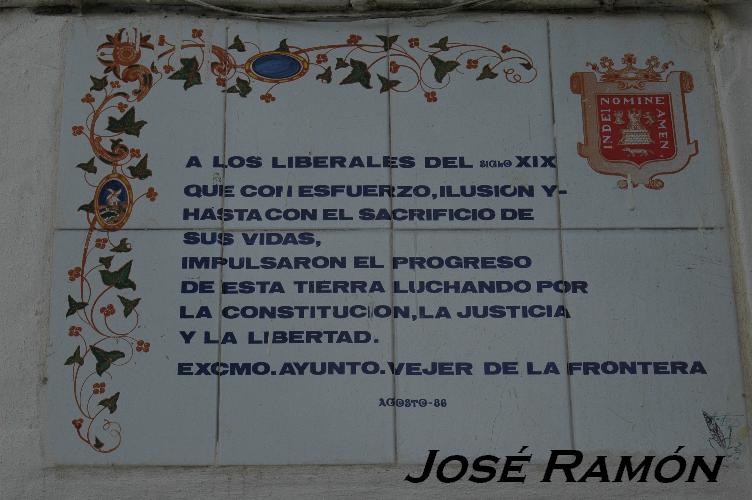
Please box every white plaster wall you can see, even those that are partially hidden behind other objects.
[2,6,752,498]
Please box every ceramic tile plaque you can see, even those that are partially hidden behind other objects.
[48,14,747,467]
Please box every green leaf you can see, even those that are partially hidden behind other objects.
[429,55,460,83]
[377,74,400,93]
[76,157,97,174]
[66,295,88,317]
[316,66,332,84]
[117,295,141,318]
[106,107,147,137]
[228,35,246,52]
[168,56,202,90]
[100,260,136,291]
[477,64,498,80]
[91,346,125,376]
[277,39,290,52]
[234,77,252,97]
[94,437,104,449]
[98,392,120,414]
[335,57,349,69]
[78,201,95,214]
[64,346,85,366]
[127,154,152,180]
[377,34,399,51]
[111,238,132,253]
[90,75,108,91]
[99,255,114,269]
[339,59,371,89]
[429,36,450,52]
[520,61,533,71]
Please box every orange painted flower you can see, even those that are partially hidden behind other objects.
[146,187,158,201]
[389,61,399,74]
[92,382,106,395]
[110,81,121,88]
[95,238,107,249]
[68,325,82,337]
[424,91,437,103]
[347,34,362,45]
[100,304,116,317]
[408,37,419,48]
[163,64,174,74]
[81,93,95,104]
[136,339,151,353]
[501,44,512,53]
[130,148,141,158]
[192,29,204,39]
[466,58,479,69]
[116,102,128,112]
[316,54,328,64]
[216,76,226,87]
[158,34,166,46]
[260,93,276,103]
[67,267,82,281]
[72,418,84,430]
[71,126,84,136]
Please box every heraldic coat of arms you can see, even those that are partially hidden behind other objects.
[570,54,698,189]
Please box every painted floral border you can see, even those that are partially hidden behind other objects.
[64,27,538,453]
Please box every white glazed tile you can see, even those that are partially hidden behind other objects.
[56,17,225,229]
[217,230,394,464]
[388,16,558,229]
[222,21,392,230]
[562,229,747,457]
[46,229,220,464]
[392,230,571,462]
[550,15,728,228]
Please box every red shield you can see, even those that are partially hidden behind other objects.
[571,54,697,190]
[596,93,676,167]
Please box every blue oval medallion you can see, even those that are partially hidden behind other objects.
[250,53,304,81]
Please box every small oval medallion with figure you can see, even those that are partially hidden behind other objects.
[94,173,133,231]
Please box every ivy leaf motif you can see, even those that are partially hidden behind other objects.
[340,59,372,89]
[106,107,147,137]
[99,255,114,269]
[335,57,349,69]
[98,392,120,414]
[127,154,152,180]
[477,64,498,80]
[90,75,108,91]
[429,36,450,52]
[316,66,332,84]
[76,157,97,174]
[429,55,460,83]
[168,56,202,90]
[232,77,252,97]
[228,35,246,52]
[377,34,399,51]
[78,200,95,214]
[377,74,400,93]
[66,295,88,317]
[118,295,141,318]
[520,61,533,71]
[277,39,290,52]
[111,238,132,253]
[100,260,136,290]
[64,346,85,366]
[94,437,104,449]
[91,346,125,376]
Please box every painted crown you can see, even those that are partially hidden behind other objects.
[588,53,674,82]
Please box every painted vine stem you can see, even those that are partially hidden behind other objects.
[66,27,537,453]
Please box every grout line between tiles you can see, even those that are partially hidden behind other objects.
[214,23,230,465]
[546,17,576,450]
[386,19,398,466]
